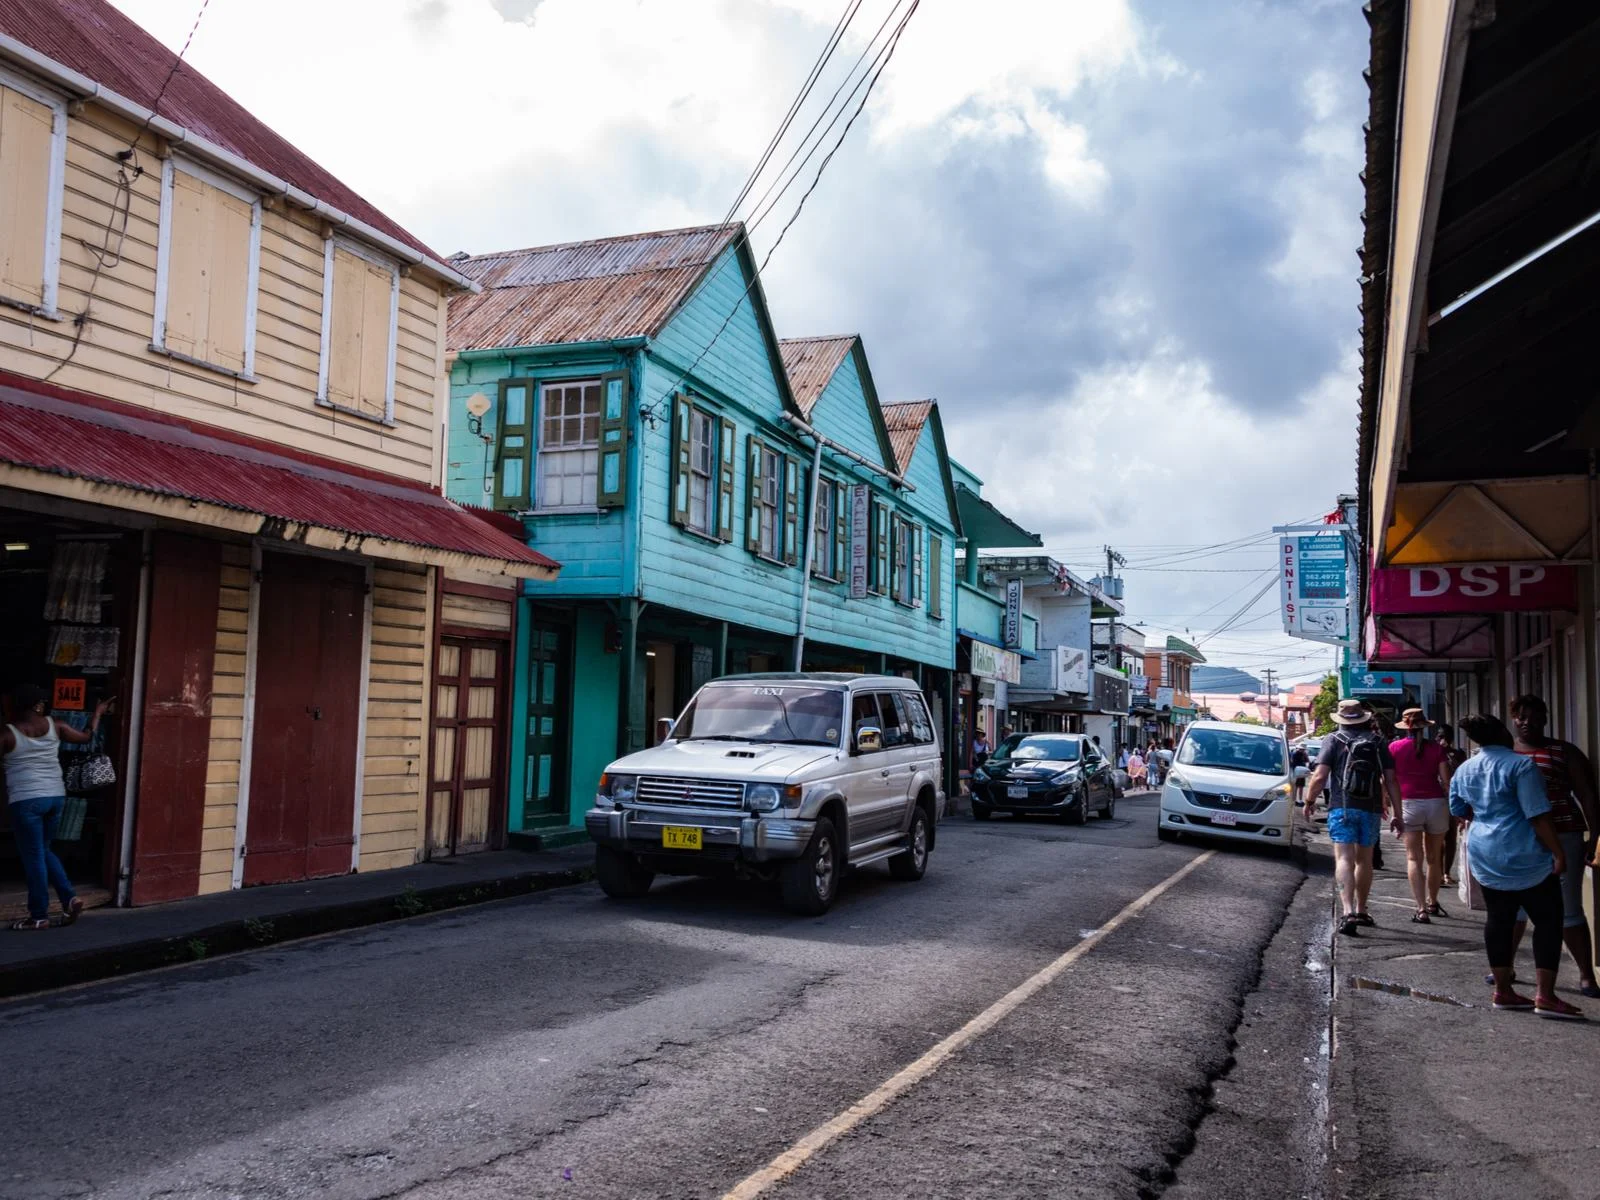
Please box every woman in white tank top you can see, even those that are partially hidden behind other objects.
[3,683,111,929]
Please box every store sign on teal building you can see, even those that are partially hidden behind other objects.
[1342,658,1404,696]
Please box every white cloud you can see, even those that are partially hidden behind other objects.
[1268,66,1364,288]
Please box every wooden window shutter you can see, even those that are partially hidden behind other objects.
[745,435,764,553]
[493,379,534,510]
[596,370,629,509]
[833,478,849,580]
[325,243,396,420]
[929,533,943,618]
[871,500,889,595]
[717,416,736,542]
[912,523,925,607]
[783,454,801,566]
[0,84,55,308]
[670,394,692,527]
[164,168,254,373]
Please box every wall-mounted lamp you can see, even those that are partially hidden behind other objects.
[465,392,491,437]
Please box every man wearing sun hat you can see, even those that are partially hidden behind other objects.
[1306,699,1402,936]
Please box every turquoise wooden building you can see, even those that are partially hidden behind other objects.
[444,224,960,841]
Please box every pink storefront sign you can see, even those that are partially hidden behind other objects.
[1371,565,1578,614]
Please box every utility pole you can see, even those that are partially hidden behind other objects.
[1263,668,1277,729]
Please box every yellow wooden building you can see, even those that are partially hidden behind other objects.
[0,0,555,908]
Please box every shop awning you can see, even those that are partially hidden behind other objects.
[0,373,559,580]
[957,627,1037,661]
[954,484,1042,549]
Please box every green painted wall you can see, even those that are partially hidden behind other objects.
[568,607,621,825]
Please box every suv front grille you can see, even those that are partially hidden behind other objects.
[636,777,746,810]
[1188,789,1273,815]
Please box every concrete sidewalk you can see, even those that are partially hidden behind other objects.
[1320,826,1599,1199]
[0,843,595,999]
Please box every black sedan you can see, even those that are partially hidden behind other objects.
[970,734,1117,824]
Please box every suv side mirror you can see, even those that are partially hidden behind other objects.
[855,726,882,753]
[656,717,676,743]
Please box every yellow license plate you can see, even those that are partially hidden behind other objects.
[662,826,702,850]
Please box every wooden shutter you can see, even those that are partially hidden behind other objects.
[325,243,396,420]
[912,523,925,608]
[929,532,943,618]
[597,370,629,509]
[164,167,255,373]
[0,83,55,309]
[670,395,693,526]
[833,480,849,580]
[871,500,889,595]
[493,379,534,510]
[717,416,736,542]
[746,435,764,553]
[783,454,801,566]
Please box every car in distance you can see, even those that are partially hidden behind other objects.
[1158,719,1297,852]
[969,732,1117,824]
[586,673,945,915]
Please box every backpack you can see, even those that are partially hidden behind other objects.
[1334,731,1383,804]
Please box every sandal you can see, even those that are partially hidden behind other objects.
[1411,911,1431,924]
[1354,912,1376,927]
[1339,915,1361,937]
[1427,901,1447,918]
[61,897,84,925]
[11,917,50,931]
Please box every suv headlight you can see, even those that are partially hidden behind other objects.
[1265,783,1293,801]
[747,783,782,812]
[1165,771,1190,793]
[597,773,637,807]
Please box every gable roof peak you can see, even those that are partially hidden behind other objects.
[881,399,935,470]
[778,335,857,418]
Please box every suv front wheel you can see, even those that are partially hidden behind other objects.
[595,845,655,899]
[780,816,840,915]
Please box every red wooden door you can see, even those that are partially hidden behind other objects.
[130,534,222,904]
[244,553,365,886]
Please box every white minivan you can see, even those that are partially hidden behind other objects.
[1157,720,1298,853]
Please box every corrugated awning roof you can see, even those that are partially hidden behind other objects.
[881,400,933,472]
[953,483,1041,550]
[0,0,445,267]
[778,336,854,418]
[448,224,742,351]
[0,372,558,579]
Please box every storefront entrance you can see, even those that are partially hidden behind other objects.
[242,552,365,886]
[428,637,507,856]
[523,619,569,828]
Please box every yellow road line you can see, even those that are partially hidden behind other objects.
[720,849,1217,1200]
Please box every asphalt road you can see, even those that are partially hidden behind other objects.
[0,796,1306,1200]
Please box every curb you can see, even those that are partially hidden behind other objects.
[0,863,595,1000]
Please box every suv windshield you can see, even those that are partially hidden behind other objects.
[993,735,1081,762]
[674,684,843,746]
[1178,729,1287,776]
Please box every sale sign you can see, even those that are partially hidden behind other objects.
[1372,565,1578,614]
[52,677,86,711]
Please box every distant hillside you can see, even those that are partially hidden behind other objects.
[1192,666,1262,693]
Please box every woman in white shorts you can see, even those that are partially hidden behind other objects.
[1388,708,1454,923]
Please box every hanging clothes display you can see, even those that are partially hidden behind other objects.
[42,540,109,623]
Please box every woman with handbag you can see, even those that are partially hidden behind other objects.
[3,684,111,931]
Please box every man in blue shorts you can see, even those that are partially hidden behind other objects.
[1304,700,1402,936]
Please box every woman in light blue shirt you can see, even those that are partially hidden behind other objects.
[1450,715,1581,1020]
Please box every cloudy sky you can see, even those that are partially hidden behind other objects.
[115,0,1364,685]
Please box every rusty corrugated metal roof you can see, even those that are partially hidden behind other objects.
[881,400,933,472]
[0,372,558,575]
[778,336,855,418]
[448,224,742,351]
[0,0,444,266]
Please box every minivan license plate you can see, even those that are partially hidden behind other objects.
[662,826,702,850]
[1210,811,1238,827]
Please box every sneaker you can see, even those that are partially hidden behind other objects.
[60,896,84,925]
[1578,981,1600,1000]
[1535,995,1585,1021]
[1492,990,1536,1011]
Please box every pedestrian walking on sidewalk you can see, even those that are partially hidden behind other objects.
[1128,748,1147,789]
[1437,723,1467,885]
[1509,695,1600,999]
[1305,700,1401,937]
[1390,708,1454,924]
[3,684,109,931]
[1451,714,1584,1020]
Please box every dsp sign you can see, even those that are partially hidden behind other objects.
[1372,565,1578,614]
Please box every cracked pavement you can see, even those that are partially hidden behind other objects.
[0,797,1304,1200]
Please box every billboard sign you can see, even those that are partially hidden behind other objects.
[1342,658,1405,696]
[1003,578,1023,649]
[1056,645,1089,693]
[1371,565,1578,614]
[1278,526,1351,646]
[849,484,869,599]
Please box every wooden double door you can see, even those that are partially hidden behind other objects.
[430,637,507,856]
[243,552,365,886]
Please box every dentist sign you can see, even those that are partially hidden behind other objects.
[1372,565,1578,614]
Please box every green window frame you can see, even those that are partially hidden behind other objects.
[928,531,944,619]
[596,369,629,509]
[492,377,535,510]
[868,498,889,595]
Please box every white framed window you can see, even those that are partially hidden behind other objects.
[0,67,68,317]
[812,477,835,579]
[758,445,782,559]
[317,235,399,423]
[153,157,262,378]
[688,407,716,534]
[537,379,602,510]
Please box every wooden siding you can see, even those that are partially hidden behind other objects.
[198,542,251,894]
[361,561,430,871]
[0,98,445,481]
[806,349,888,471]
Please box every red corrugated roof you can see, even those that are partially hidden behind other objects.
[0,372,557,575]
[0,0,442,265]
[881,400,933,472]
[778,336,854,419]
[448,224,741,351]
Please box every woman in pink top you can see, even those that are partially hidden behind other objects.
[1390,708,1454,923]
